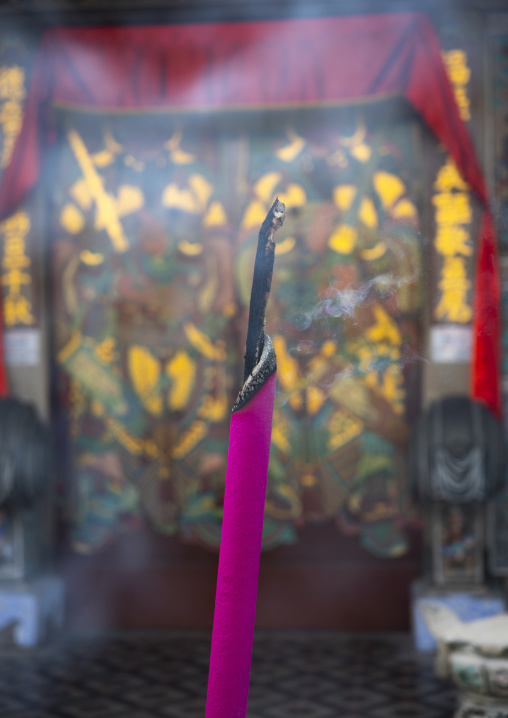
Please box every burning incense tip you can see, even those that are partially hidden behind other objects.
[271,198,285,225]
[242,199,286,384]
[261,197,285,244]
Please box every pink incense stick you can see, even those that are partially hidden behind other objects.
[206,199,286,718]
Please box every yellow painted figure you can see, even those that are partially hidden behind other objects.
[53,111,424,557]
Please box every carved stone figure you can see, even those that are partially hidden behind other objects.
[411,396,504,505]
[409,396,504,585]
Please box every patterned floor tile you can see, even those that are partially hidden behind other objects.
[0,632,459,718]
[158,696,207,717]
[247,686,288,711]
[0,697,29,713]
[80,676,146,696]
[262,699,336,717]
[122,685,190,707]
[369,701,445,718]
[321,686,389,710]
[423,690,458,710]
[276,675,340,699]
[57,698,128,718]
[251,664,301,685]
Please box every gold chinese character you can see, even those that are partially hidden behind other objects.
[439,256,470,284]
[454,87,471,121]
[1,137,15,167]
[432,192,472,226]
[434,160,468,192]
[3,294,34,326]
[0,100,22,120]
[444,50,467,65]
[2,268,31,294]
[1,212,30,235]
[435,256,472,322]
[0,66,25,102]
[435,225,472,256]
[435,294,472,323]
[4,238,26,256]
[2,255,30,270]
[446,62,471,87]
[0,114,22,136]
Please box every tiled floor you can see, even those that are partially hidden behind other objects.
[0,632,457,717]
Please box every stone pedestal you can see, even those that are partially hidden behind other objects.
[0,575,65,648]
[451,650,508,718]
[457,696,508,718]
[421,603,508,718]
[412,579,506,653]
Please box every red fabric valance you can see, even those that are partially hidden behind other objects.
[0,12,500,414]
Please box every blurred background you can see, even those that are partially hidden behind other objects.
[0,0,507,717]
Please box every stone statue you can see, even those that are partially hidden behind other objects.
[410,396,504,585]
[411,396,504,505]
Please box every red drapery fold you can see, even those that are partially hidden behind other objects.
[472,212,501,414]
[0,12,500,414]
[0,307,9,398]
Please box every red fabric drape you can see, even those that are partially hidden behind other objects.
[0,12,500,414]
[472,212,501,414]
[0,307,9,397]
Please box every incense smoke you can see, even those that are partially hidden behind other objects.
[295,270,420,330]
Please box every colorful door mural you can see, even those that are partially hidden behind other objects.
[50,106,423,557]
